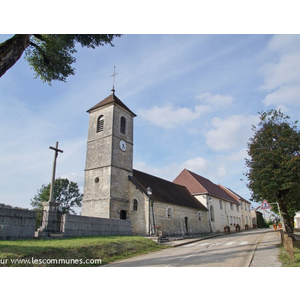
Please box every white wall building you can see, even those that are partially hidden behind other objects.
[174,169,243,233]
[220,186,252,229]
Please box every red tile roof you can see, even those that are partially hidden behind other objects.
[87,92,136,116]
[173,169,239,204]
[130,169,208,211]
[219,185,251,204]
[219,185,240,202]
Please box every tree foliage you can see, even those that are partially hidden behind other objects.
[245,109,300,233]
[30,178,83,214]
[0,34,121,84]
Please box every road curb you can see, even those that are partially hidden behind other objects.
[162,232,229,247]
[247,234,264,266]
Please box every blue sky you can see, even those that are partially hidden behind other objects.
[1,34,300,210]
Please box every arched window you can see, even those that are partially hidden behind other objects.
[166,206,173,219]
[97,115,104,132]
[133,199,138,211]
[120,116,126,134]
[197,211,202,221]
[184,217,189,234]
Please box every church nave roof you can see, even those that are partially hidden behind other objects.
[129,169,208,211]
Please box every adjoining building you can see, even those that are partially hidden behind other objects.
[219,186,252,229]
[174,169,245,233]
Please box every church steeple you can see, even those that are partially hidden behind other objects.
[81,85,136,219]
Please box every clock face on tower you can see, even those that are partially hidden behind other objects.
[119,139,127,152]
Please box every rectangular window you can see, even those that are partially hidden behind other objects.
[219,200,223,209]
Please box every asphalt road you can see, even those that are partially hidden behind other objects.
[104,229,270,267]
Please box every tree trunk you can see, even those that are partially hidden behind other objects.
[278,193,294,234]
[0,34,32,78]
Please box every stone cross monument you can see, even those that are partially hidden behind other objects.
[36,142,64,237]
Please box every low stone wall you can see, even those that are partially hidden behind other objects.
[280,230,295,262]
[62,214,131,237]
[0,207,37,239]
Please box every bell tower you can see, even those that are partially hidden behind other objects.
[81,89,136,219]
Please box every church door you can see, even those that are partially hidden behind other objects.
[184,217,189,235]
[120,210,127,220]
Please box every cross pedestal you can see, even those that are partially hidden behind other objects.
[36,202,60,237]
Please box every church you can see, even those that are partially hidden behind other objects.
[81,89,210,236]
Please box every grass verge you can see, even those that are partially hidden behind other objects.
[279,240,300,267]
[0,236,168,267]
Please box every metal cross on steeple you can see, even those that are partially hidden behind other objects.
[111,66,118,94]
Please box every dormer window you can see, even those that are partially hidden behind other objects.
[120,116,126,134]
[97,115,104,132]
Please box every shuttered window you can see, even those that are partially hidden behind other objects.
[97,115,104,132]
[120,116,126,134]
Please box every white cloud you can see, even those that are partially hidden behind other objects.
[260,53,300,92]
[184,157,209,173]
[205,115,258,151]
[217,165,227,178]
[134,160,184,181]
[227,148,249,162]
[267,35,300,54]
[138,103,202,129]
[138,92,234,129]
[196,92,234,107]
[263,83,300,108]
[260,35,300,109]
[134,157,210,181]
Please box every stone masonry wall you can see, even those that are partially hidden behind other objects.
[0,207,36,239]
[128,184,148,236]
[61,214,131,237]
[151,202,210,236]
[128,182,210,236]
